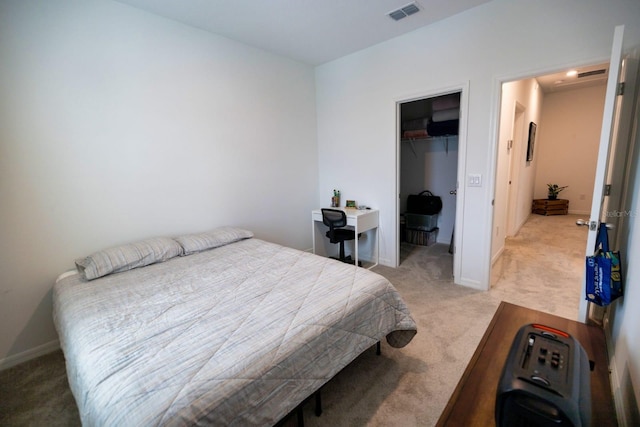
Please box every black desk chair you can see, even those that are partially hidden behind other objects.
[321,208,357,264]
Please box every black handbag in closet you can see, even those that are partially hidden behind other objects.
[406,190,443,215]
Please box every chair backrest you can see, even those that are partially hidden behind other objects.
[321,208,347,230]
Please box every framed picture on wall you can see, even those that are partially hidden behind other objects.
[526,121,537,162]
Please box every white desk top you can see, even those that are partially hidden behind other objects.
[312,207,378,218]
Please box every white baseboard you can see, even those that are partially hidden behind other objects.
[0,340,60,371]
[609,357,629,426]
[457,276,484,290]
[378,256,392,267]
[604,313,632,427]
[568,209,590,215]
[514,215,528,235]
[491,245,505,266]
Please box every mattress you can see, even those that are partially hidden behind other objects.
[53,237,416,426]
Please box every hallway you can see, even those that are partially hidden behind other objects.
[398,212,589,320]
[491,213,588,320]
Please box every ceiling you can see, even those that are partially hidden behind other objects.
[113,0,492,65]
[536,62,609,93]
[113,0,609,92]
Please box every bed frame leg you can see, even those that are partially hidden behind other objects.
[297,406,304,426]
[315,390,322,416]
[376,341,381,355]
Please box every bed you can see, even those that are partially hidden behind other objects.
[53,227,417,426]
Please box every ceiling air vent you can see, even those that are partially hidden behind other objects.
[388,2,420,21]
[578,69,606,78]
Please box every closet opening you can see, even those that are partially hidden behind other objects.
[398,91,461,270]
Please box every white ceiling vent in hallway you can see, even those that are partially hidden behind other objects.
[388,2,421,21]
[578,69,606,78]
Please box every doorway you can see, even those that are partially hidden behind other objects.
[490,63,610,312]
[398,91,461,268]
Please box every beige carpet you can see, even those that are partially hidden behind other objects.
[0,214,587,426]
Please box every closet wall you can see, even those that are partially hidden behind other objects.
[400,93,460,245]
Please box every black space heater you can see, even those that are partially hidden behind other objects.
[496,324,591,427]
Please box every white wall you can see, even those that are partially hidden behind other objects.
[513,84,543,233]
[535,85,607,214]
[609,84,640,423]
[493,78,543,262]
[0,0,318,365]
[316,0,640,287]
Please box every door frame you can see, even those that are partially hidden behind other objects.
[486,57,611,292]
[580,25,629,323]
[394,82,469,283]
[506,101,526,237]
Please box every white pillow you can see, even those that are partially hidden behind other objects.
[174,227,253,255]
[75,237,183,280]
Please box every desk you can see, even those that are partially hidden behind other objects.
[436,302,616,426]
[312,208,379,268]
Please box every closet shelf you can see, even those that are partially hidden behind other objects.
[402,134,457,157]
[401,134,457,143]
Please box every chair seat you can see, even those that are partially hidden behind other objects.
[326,228,355,244]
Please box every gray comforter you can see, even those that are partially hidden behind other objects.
[53,238,416,426]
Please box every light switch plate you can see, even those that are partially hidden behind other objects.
[468,173,482,187]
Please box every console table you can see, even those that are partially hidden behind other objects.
[532,198,569,215]
[436,302,616,426]
[311,208,379,268]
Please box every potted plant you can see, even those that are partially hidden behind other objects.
[547,184,568,200]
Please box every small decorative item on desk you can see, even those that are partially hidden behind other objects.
[346,200,356,208]
[547,183,568,200]
[331,189,340,207]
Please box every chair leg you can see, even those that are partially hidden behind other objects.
[339,241,346,261]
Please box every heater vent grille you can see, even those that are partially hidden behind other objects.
[388,2,420,21]
[578,69,606,78]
